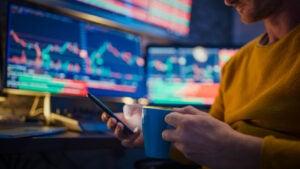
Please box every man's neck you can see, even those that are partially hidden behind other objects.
[263,1,300,45]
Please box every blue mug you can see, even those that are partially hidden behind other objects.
[142,106,173,159]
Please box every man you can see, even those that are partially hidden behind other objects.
[102,0,300,168]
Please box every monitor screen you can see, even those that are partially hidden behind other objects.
[146,45,239,107]
[4,3,145,99]
[74,0,192,37]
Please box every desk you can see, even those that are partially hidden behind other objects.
[0,131,144,169]
[0,131,122,153]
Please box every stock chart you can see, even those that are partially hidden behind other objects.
[146,46,239,106]
[5,4,145,98]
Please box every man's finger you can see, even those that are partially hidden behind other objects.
[115,122,128,139]
[164,112,185,127]
[162,128,177,142]
[101,112,109,121]
[121,130,140,147]
[107,117,117,130]
[173,106,207,115]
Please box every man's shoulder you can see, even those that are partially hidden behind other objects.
[239,35,264,54]
[221,35,263,74]
[228,34,263,62]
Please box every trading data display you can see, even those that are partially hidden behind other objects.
[146,46,239,106]
[76,0,192,36]
[5,4,145,99]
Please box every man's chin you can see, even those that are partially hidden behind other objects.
[240,16,262,24]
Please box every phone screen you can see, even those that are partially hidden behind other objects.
[87,93,134,134]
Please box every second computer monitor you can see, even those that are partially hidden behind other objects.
[146,45,239,107]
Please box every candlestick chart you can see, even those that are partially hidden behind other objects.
[5,4,145,98]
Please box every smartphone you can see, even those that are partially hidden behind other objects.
[87,93,134,134]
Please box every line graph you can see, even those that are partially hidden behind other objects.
[148,54,219,83]
[146,46,239,105]
[5,4,146,98]
[8,30,144,78]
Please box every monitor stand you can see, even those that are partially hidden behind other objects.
[2,89,51,125]
[29,94,51,125]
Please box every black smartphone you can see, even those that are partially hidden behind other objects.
[87,93,134,135]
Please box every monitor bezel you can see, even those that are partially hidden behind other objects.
[1,0,146,103]
[22,0,193,40]
[144,43,241,109]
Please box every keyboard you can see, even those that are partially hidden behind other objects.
[0,123,66,138]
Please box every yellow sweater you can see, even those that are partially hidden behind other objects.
[209,24,300,168]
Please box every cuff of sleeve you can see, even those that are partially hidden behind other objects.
[260,135,300,169]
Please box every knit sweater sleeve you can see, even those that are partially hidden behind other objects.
[208,88,224,121]
[260,136,300,169]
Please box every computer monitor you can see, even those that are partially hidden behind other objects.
[73,0,192,37]
[37,0,193,39]
[3,2,145,100]
[146,45,239,107]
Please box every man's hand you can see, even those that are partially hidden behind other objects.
[101,111,144,147]
[162,106,262,169]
